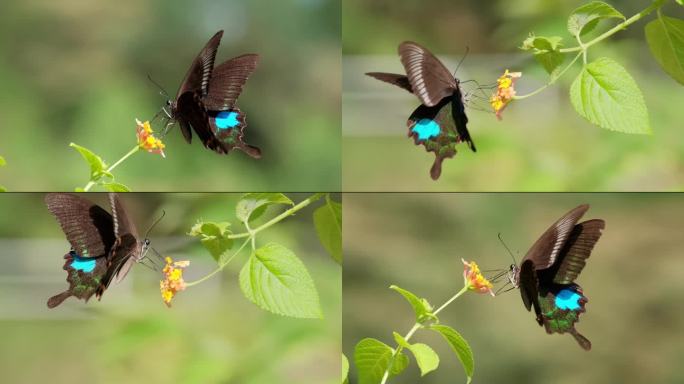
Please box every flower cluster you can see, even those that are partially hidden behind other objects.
[462,259,494,296]
[136,119,166,157]
[160,256,190,307]
[490,70,522,120]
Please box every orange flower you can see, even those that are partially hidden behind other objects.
[160,256,190,307]
[136,119,166,157]
[462,259,494,296]
[490,70,522,120]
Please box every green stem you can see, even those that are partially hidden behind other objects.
[380,285,470,384]
[185,236,251,287]
[82,146,140,192]
[513,51,583,100]
[226,193,324,239]
[559,0,666,53]
[185,193,324,287]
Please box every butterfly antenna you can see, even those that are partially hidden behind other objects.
[147,74,170,99]
[144,210,166,240]
[454,46,470,77]
[498,233,517,265]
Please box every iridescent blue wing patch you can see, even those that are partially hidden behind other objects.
[208,107,261,158]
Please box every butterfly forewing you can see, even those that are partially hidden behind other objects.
[398,41,459,107]
[522,204,590,270]
[365,72,414,93]
[176,30,223,99]
[45,193,115,258]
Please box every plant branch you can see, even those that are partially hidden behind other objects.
[185,236,251,287]
[559,0,666,53]
[513,51,583,100]
[82,145,140,191]
[380,284,470,384]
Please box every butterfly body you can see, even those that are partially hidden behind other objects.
[367,41,475,180]
[169,30,261,158]
[45,193,149,308]
[509,205,604,350]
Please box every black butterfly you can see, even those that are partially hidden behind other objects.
[45,193,150,308]
[367,41,475,180]
[507,204,605,350]
[167,30,261,158]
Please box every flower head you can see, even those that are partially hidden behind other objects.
[462,259,494,296]
[160,256,190,307]
[490,70,522,120]
[136,119,166,157]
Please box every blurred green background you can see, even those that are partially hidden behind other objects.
[342,0,684,191]
[343,193,684,383]
[0,0,340,191]
[0,193,341,384]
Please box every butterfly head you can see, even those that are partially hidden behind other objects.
[507,263,520,288]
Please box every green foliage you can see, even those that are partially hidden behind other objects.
[567,1,624,36]
[570,57,651,134]
[239,243,322,319]
[389,285,435,323]
[521,35,565,75]
[70,142,132,192]
[354,338,396,384]
[429,325,474,381]
[313,194,342,264]
[236,193,294,223]
[0,156,5,192]
[645,15,684,85]
[393,333,439,377]
[188,221,234,262]
[343,354,350,384]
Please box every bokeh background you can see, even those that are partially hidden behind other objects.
[344,193,684,383]
[0,0,340,191]
[342,0,684,191]
[0,193,341,384]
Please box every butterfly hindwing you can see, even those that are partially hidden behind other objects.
[407,91,474,180]
[538,284,591,350]
[47,250,110,308]
[208,108,262,158]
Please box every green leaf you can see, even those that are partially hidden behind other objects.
[390,351,409,376]
[236,193,294,223]
[70,143,109,180]
[389,285,434,323]
[239,243,322,318]
[567,1,624,36]
[677,0,683,6]
[354,338,393,384]
[408,343,439,377]
[570,57,650,134]
[430,325,474,380]
[645,16,684,85]
[102,182,131,192]
[536,50,565,75]
[521,35,563,51]
[313,195,342,264]
[520,35,565,75]
[188,221,233,262]
[391,333,439,377]
[0,156,5,166]
[0,187,6,192]
[342,353,349,383]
